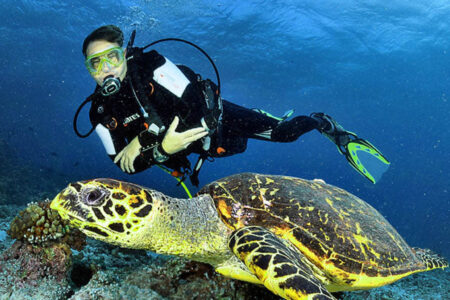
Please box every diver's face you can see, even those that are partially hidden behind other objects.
[85,40,127,86]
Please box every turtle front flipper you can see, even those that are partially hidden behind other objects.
[229,226,335,300]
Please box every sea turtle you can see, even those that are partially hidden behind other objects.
[50,173,447,299]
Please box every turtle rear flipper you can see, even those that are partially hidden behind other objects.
[413,247,449,270]
[229,226,335,300]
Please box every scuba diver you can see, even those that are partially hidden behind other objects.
[76,25,389,187]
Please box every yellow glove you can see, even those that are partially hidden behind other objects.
[161,116,208,155]
[114,136,142,173]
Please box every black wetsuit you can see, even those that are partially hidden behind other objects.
[88,49,320,182]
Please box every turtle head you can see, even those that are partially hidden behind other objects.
[51,178,157,249]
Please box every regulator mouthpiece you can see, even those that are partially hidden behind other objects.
[101,75,121,96]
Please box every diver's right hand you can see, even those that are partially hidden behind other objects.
[161,116,209,155]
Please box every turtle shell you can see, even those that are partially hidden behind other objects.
[198,173,426,285]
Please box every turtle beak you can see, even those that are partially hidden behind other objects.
[51,186,77,218]
[50,193,60,211]
[51,188,67,216]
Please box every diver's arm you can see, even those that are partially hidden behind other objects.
[159,116,208,154]
[138,116,207,161]
[113,136,142,173]
[94,124,152,174]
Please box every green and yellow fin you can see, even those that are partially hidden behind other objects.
[315,112,391,184]
[229,226,336,300]
[344,137,390,184]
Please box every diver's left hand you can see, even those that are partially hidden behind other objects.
[114,136,142,173]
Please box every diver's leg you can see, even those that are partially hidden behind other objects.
[221,100,280,136]
[270,116,319,142]
[221,100,325,142]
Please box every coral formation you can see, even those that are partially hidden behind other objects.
[7,200,86,250]
[70,242,279,300]
[0,240,72,284]
[0,202,74,299]
[0,200,87,298]
[0,276,71,300]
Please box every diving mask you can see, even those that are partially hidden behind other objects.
[85,46,125,75]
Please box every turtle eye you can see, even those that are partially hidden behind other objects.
[82,188,108,206]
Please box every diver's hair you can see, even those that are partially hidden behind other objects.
[82,25,124,57]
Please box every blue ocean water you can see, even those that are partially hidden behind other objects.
[0,0,448,264]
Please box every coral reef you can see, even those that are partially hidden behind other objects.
[0,277,71,300]
[1,240,72,284]
[0,241,72,299]
[69,240,278,300]
[8,200,67,244]
[8,200,86,250]
[0,201,86,299]
[0,205,21,253]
